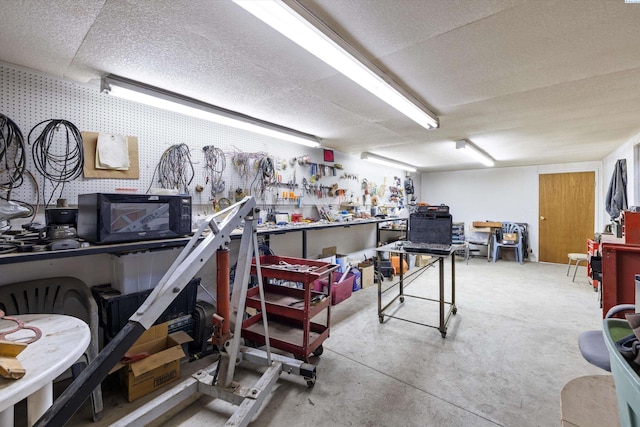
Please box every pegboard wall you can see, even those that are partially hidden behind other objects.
[0,63,413,218]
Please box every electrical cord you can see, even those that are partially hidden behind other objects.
[203,145,226,199]
[251,155,275,199]
[28,119,83,208]
[0,114,27,198]
[147,143,194,193]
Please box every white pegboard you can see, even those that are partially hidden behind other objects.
[0,63,410,214]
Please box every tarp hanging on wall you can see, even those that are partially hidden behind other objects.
[605,158,628,220]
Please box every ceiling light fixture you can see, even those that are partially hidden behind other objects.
[100,74,321,148]
[455,140,495,167]
[233,0,438,130]
[361,152,417,172]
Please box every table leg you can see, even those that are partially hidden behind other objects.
[377,252,383,323]
[399,251,404,297]
[0,406,14,427]
[27,382,53,426]
[451,251,456,307]
[439,257,445,337]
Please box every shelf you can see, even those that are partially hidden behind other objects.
[245,284,330,321]
[242,313,328,357]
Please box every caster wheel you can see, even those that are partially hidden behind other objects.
[378,315,384,323]
[312,345,324,357]
[399,296,405,303]
[593,287,598,293]
[305,377,316,387]
[452,307,458,315]
[441,331,447,338]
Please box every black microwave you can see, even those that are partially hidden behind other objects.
[77,193,192,244]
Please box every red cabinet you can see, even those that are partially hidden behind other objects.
[601,242,640,318]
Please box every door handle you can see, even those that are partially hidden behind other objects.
[540,216,545,220]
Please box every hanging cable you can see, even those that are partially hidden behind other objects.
[0,114,27,199]
[251,155,275,199]
[28,119,83,208]
[203,145,226,200]
[147,143,194,193]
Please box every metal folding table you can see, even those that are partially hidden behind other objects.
[375,242,459,338]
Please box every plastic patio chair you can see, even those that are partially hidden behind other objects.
[0,277,103,421]
[492,222,524,264]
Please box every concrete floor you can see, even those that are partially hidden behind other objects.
[58,257,613,426]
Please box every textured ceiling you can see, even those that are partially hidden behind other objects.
[1,0,640,171]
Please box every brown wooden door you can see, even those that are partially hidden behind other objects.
[539,172,595,263]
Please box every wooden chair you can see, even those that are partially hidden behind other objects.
[0,277,103,421]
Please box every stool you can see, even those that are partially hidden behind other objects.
[567,253,588,282]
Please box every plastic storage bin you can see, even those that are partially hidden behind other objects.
[91,278,199,341]
[111,248,181,294]
[603,318,640,427]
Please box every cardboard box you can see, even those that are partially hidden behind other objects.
[503,233,517,242]
[112,322,192,402]
[415,255,432,267]
[358,263,374,288]
[321,246,348,272]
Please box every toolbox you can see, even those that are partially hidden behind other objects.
[408,211,453,245]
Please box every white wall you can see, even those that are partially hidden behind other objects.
[601,130,640,221]
[421,161,602,262]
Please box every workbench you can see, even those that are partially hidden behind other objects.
[375,243,459,338]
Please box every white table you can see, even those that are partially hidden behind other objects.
[0,314,90,426]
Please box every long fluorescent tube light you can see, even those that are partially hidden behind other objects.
[233,0,438,130]
[455,140,495,167]
[101,74,321,148]
[361,152,417,172]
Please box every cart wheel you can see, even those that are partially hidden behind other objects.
[452,307,458,315]
[312,345,324,357]
[378,315,384,323]
[399,296,404,303]
[441,331,447,338]
[305,377,316,387]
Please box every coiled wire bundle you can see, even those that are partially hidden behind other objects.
[28,119,83,208]
[0,114,26,196]
[203,145,226,199]
[251,155,275,199]
[148,143,194,193]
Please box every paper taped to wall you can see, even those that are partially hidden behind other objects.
[96,133,130,170]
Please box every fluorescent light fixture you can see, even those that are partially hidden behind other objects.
[233,0,438,130]
[455,140,495,167]
[101,74,321,148]
[361,152,417,172]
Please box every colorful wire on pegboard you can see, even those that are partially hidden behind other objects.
[202,145,226,200]
[147,143,194,193]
